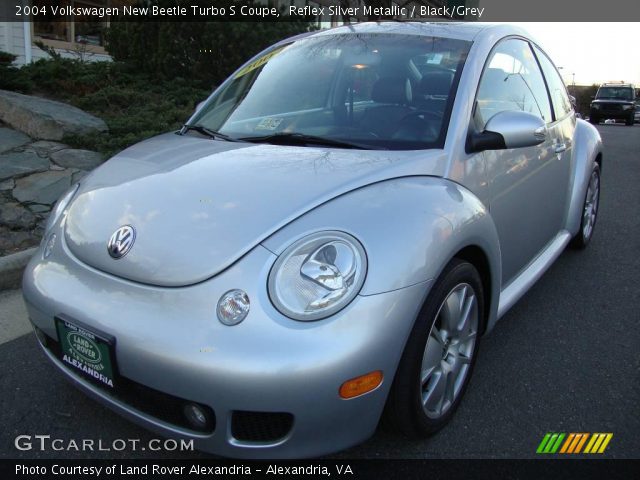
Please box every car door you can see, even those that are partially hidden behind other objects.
[474,38,562,284]
[533,45,574,224]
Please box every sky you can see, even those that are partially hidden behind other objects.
[512,23,640,86]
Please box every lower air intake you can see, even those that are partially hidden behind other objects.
[231,410,294,443]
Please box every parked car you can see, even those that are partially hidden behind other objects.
[635,104,640,123]
[589,82,636,126]
[23,23,603,459]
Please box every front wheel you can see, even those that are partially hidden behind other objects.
[570,163,601,249]
[385,259,484,437]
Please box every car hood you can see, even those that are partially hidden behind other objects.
[592,99,634,105]
[64,133,447,286]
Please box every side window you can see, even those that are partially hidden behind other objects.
[534,46,573,120]
[476,39,552,128]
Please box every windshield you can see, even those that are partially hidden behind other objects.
[596,87,634,101]
[190,33,471,150]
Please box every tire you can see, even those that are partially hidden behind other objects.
[625,116,634,126]
[384,258,484,437]
[570,163,601,249]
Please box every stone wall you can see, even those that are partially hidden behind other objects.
[0,90,108,141]
[0,124,103,255]
[0,90,108,257]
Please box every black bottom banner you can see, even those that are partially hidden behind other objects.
[3,459,639,480]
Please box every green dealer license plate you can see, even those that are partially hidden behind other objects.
[55,317,116,389]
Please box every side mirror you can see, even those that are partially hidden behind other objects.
[467,110,547,153]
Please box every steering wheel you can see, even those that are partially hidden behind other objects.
[398,110,443,123]
[330,126,380,139]
[393,110,443,141]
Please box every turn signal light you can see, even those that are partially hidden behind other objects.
[339,370,383,399]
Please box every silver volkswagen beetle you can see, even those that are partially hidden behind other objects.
[23,23,602,458]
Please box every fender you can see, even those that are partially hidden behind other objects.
[262,175,502,333]
[565,119,603,236]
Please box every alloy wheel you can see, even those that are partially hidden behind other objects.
[419,283,478,419]
[582,169,600,240]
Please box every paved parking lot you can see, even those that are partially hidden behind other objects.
[1,124,638,459]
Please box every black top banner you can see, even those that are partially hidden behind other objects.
[2,0,640,23]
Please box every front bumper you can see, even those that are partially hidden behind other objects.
[590,105,634,120]
[22,234,430,458]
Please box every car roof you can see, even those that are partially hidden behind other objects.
[307,22,518,42]
[600,83,634,87]
[270,23,541,62]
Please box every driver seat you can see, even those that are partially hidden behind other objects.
[414,70,454,114]
[360,77,414,138]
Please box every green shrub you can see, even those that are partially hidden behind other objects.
[5,57,207,157]
[57,64,209,157]
[0,50,32,92]
[0,51,17,65]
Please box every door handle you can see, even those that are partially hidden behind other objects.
[554,144,567,154]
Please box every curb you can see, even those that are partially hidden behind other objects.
[0,247,36,291]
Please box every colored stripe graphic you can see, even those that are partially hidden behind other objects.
[543,433,558,453]
[536,433,551,453]
[537,433,612,454]
[562,433,587,454]
[584,433,599,453]
[597,433,613,453]
[537,433,565,454]
[550,433,565,453]
[584,433,614,454]
[559,433,575,453]
[573,433,589,453]
[590,434,606,453]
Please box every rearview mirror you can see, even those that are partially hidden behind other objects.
[467,110,547,153]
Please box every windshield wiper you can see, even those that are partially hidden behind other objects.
[181,124,241,142]
[239,132,379,150]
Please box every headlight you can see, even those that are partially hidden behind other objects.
[268,231,367,321]
[44,183,79,234]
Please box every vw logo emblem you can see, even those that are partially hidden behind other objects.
[107,225,136,259]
